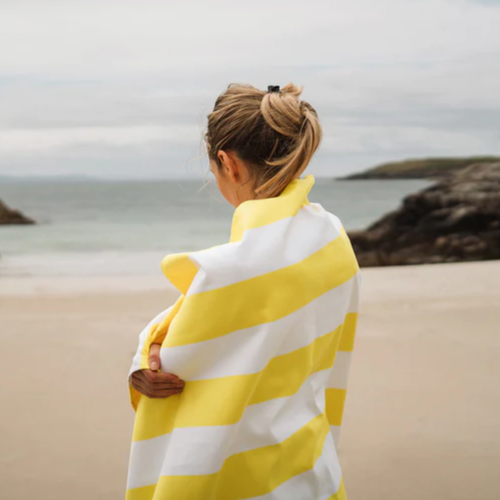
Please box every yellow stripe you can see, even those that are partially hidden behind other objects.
[126,483,156,500]
[325,388,347,427]
[161,254,198,295]
[338,312,358,353]
[146,296,184,348]
[230,175,314,243]
[133,323,343,441]
[164,229,358,348]
[129,412,330,500]
[327,478,347,500]
[249,322,342,406]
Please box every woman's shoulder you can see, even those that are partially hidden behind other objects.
[175,204,348,295]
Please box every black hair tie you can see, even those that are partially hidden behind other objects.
[267,85,281,93]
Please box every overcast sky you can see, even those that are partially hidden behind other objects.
[0,0,499,179]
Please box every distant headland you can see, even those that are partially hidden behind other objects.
[341,156,500,180]
[0,199,35,225]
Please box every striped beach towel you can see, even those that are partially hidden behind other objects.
[126,175,360,500]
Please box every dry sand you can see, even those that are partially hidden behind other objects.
[0,261,499,500]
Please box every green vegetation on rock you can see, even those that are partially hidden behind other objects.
[343,156,500,180]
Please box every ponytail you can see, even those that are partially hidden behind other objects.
[206,83,322,199]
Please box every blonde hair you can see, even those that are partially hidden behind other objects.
[205,83,322,199]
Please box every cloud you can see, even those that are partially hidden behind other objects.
[0,126,199,154]
[0,0,499,178]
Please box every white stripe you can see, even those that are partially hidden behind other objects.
[187,205,342,295]
[347,272,361,314]
[127,370,330,488]
[327,351,352,390]
[325,210,344,235]
[127,433,170,490]
[248,432,343,500]
[160,277,356,381]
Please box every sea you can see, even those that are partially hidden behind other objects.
[0,179,429,278]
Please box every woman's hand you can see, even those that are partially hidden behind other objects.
[130,343,185,398]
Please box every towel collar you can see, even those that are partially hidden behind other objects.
[229,175,315,243]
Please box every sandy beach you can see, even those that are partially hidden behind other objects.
[0,261,499,500]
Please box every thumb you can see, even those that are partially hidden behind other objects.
[149,343,162,371]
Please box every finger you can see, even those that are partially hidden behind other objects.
[133,376,183,398]
[135,370,185,389]
[151,382,185,390]
[149,388,184,399]
[131,377,154,398]
[143,370,184,385]
[149,343,162,371]
[130,371,144,385]
[131,373,158,397]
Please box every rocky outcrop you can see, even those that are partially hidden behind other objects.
[0,199,35,225]
[348,163,500,266]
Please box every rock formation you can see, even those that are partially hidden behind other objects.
[348,162,500,266]
[0,199,35,225]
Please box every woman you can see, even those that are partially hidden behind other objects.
[126,83,360,500]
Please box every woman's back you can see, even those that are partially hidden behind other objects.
[127,176,359,500]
